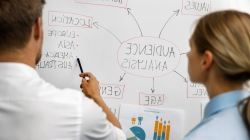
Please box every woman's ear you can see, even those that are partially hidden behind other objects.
[201,50,213,72]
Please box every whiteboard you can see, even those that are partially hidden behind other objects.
[36,0,250,137]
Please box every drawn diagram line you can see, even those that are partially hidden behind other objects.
[151,78,155,93]
[174,70,187,83]
[93,22,122,44]
[127,8,143,36]
[119,73,126,82]
[159,9,180,38]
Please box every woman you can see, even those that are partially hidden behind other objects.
[183,10,250,139]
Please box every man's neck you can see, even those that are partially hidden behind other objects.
[0,51,36,69]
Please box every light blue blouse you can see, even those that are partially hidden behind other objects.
[183,89,250,140]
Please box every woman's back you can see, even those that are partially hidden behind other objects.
[184,90,249,140]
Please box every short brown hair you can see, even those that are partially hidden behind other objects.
[0,0,45,52]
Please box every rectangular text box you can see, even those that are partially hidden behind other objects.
[187,77,209,98]
[75,0,129,9]
[48,11,93,28]
[99,84,125,99]
[182,0,211,16]
[139,92,164,106]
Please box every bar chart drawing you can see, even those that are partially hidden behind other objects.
[119,104,184,140]
[132,114,137,125]
[138,114,143,125]
[153,116,171,140]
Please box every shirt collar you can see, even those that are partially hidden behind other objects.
[0,62,40,78]
[204,89,249,119]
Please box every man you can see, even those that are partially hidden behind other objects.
[0,0,126,139]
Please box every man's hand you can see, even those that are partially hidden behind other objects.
[79,72,122,129]
[79,72,100,100]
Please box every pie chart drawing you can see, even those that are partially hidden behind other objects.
[126,126,146,140]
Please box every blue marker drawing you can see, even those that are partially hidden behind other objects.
[161,121,167,140]
[153,116,159,140]
[138,114,143,125]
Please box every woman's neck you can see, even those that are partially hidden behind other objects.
[204,75,243,99]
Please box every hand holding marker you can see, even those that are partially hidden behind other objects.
[78,58,102,100]
[77,58,85,78]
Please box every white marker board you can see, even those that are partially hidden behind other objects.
[36,0,250,137]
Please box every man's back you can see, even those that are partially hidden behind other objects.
[0,63,125,140]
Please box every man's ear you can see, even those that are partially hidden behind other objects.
[202,50,213,72]
[33,17,42,40]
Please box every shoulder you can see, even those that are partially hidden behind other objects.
[33,79,89,105]
[38,81,105,117]
[184,106,249,140]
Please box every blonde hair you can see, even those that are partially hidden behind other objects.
[192,10,250,134]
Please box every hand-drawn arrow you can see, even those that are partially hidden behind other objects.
[119,73,126,82]
[159,9,180,38]
[151,78,155,93]
[93,22,122,44]
[127,8,143,37]
[174,70,187,83]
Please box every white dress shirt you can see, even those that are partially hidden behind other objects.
[0,62,126,140]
